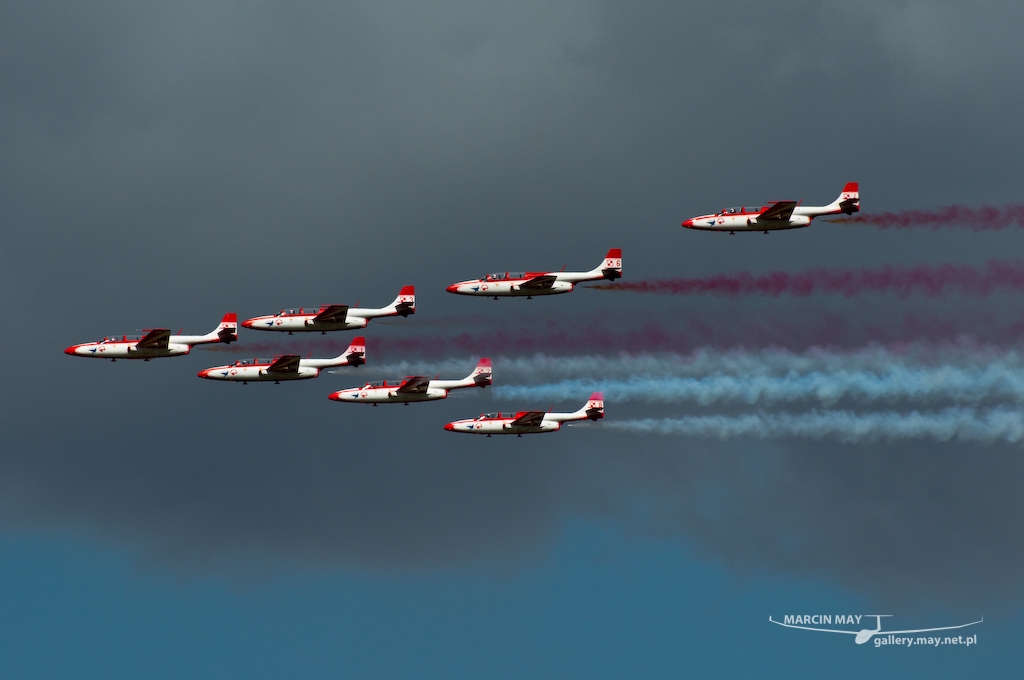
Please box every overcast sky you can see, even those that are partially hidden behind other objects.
[2,1,1023,676]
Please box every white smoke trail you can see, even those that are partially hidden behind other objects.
[329,345,1024,406]
[335,344,1024,382]
[607,408,1024,443]
[490,365,1024,406]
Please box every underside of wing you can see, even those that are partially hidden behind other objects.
[757,201,798,222]
[519,275,557,290]
[396,376,431,394]
[135,329,171,349]
[512,411,546,427]
[313,305,349,323]
[267,355,301,373]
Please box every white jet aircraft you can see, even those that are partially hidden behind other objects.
[64,314,238,361]
[241,286,414,334]
[682,183,859,234]
[446,250,621,299]
[197,337,365,384]
[444,392,603,436]
[328,358,492,405]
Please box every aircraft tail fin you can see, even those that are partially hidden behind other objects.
[467,357,492,387]
[341,336,366,366]
[389,286,416,317]
[302,336,366,369]
[551,392,604,422]
[581,392,604,420]
[833,182,859,215]
[214,313,238,344]
[595,248,622,281]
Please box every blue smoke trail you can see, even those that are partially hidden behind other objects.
[606,408,1024,443]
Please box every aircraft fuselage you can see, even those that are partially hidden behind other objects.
[64,340,192,359]
[330,385,450,403]
[242,314,369,333]
[684,208,813,232]
[446,275,574,297]
[198,363,321,382]
[444,416,561,435]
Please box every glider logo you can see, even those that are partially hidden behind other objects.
[769,614,982,647]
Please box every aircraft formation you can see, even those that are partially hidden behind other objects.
[64,183,857,435]
[64,252,620,436]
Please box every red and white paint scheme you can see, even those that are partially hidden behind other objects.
[241,287,415,334]
[682,183,860,234]
[64,314,238,361]
[443,392,603,436]
[197,337,365,384]
[328,358,492,405]
[446,250,622,299]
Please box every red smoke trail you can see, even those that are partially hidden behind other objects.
[829,204,1024,230]
[595,260,1024,298]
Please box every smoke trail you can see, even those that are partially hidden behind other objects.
[608,408,1024,443]
[366,344,1023,383]
[827,204,1024,230]
[202,308,1024,360]
[491,365,1024,406]
[593,260,1024,297]
[323,345,1024,407]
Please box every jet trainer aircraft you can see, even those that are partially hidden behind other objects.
[682,183,859,234]
[241,286,415,334]
[446,250,622,299]
[197,337,365,384]
[328,358,492,405]
[64,313,238,361]
[443,392,603,436]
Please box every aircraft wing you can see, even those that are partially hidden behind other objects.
[313,305,349,323]
[396,376,431,394]
[885,620,984,635]
[511,411,546,427]
[267,355,301,373]
[757,201,799,221]
[519,275,558,290]
[135,329,171,349]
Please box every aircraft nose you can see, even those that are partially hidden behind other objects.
[443,422,455,431]
[327,391,342,401]
[197,368,211,379]
[445,284,459,294]
[681,218,693,228]
[64,346,77,356]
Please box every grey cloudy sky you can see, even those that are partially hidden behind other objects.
[2,0,1024,616]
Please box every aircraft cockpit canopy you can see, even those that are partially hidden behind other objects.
[719,206,761,215]
[483,272,524,281]
[478,412,502,420]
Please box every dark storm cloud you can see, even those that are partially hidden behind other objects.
[3,0,1024,611]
